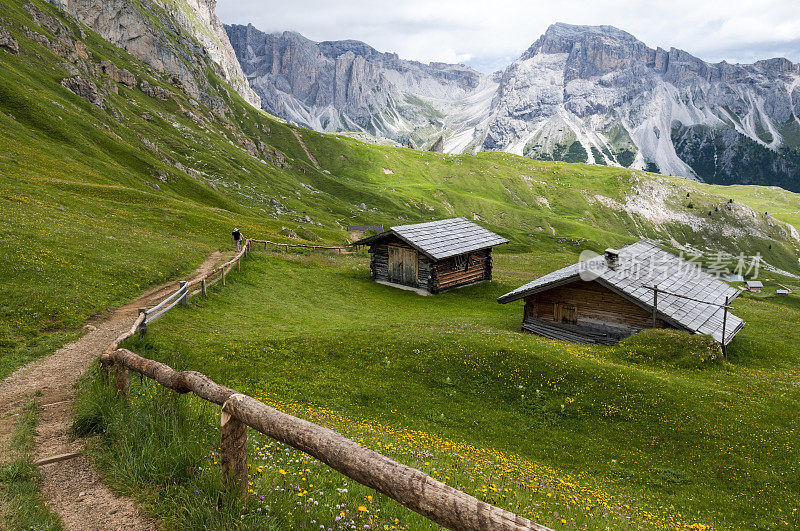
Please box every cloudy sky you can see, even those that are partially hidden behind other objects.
[217,0,800,73]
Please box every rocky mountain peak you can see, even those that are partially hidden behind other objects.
[525,23,641,55]
[545,22,639,42]
[520,22,657,81]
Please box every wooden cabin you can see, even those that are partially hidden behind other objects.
[353,218,508,294]
[745,280,763,292]
[498,241,745,346]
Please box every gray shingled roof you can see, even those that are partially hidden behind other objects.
[354,218,508,260]
[498,240,744,345]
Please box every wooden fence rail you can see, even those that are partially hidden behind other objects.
[97,237,548,531]
[250,239,354,253]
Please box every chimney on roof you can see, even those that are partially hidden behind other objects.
[604,248,619,269]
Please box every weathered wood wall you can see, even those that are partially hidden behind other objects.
[368,240,494,293]
[429,249,492,293]
[523,280,669,334]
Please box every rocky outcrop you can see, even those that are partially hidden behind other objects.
[26,2,75,40]
[61,75,104,107]
[154,0,260,107]
[139,79,171,100]
[44,0,258,111]
[45,0,203,101]
[98,60,136,88]
[0,23,19,55]
[429,135,445,153]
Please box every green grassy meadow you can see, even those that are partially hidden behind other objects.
[73,250,800,529]
[3,0,800,383]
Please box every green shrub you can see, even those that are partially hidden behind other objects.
[613,329,722,368]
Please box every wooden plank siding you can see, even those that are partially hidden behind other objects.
[367,236,492,293]
[522,279,671,340]
[430,249,492,293]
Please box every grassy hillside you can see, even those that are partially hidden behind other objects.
[1,0,799,380]
[74,250,800,529]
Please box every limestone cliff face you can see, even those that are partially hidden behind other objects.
[158,0,260,107]
[46,0,260,108]
[228,28,395,119]
[225,23,491,150]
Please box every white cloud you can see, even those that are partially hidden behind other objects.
[216,0,800,72]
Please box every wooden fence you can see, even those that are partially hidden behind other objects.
[251,239,355,253]
[98,239,548,531]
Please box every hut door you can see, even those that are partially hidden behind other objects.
[402,249,418,285]
[388,246,403,283]
[388,246,418,285]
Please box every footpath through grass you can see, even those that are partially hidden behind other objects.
[0,395,63,530]
[73,251,800,529]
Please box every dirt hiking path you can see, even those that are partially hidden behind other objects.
[0,251,226,530]
[291,128,320,168]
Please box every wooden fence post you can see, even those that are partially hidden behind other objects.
[721,295,729,357]
[201,278,207,297]
[179,281,188,306]
[237,257,240,272]
[113,361,129,397]
[222,267,226,286]
[264,241,267,251]
[221,401,248,498]
[138,307,147,337]
[652,285,658,328]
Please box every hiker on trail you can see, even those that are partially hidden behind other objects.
[232,228,242,252]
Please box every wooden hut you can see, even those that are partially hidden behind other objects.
[353,218,508,294]
[745,280,763,292]
[498,240,744,345]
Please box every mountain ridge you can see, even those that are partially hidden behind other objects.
[226,21,800,191]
